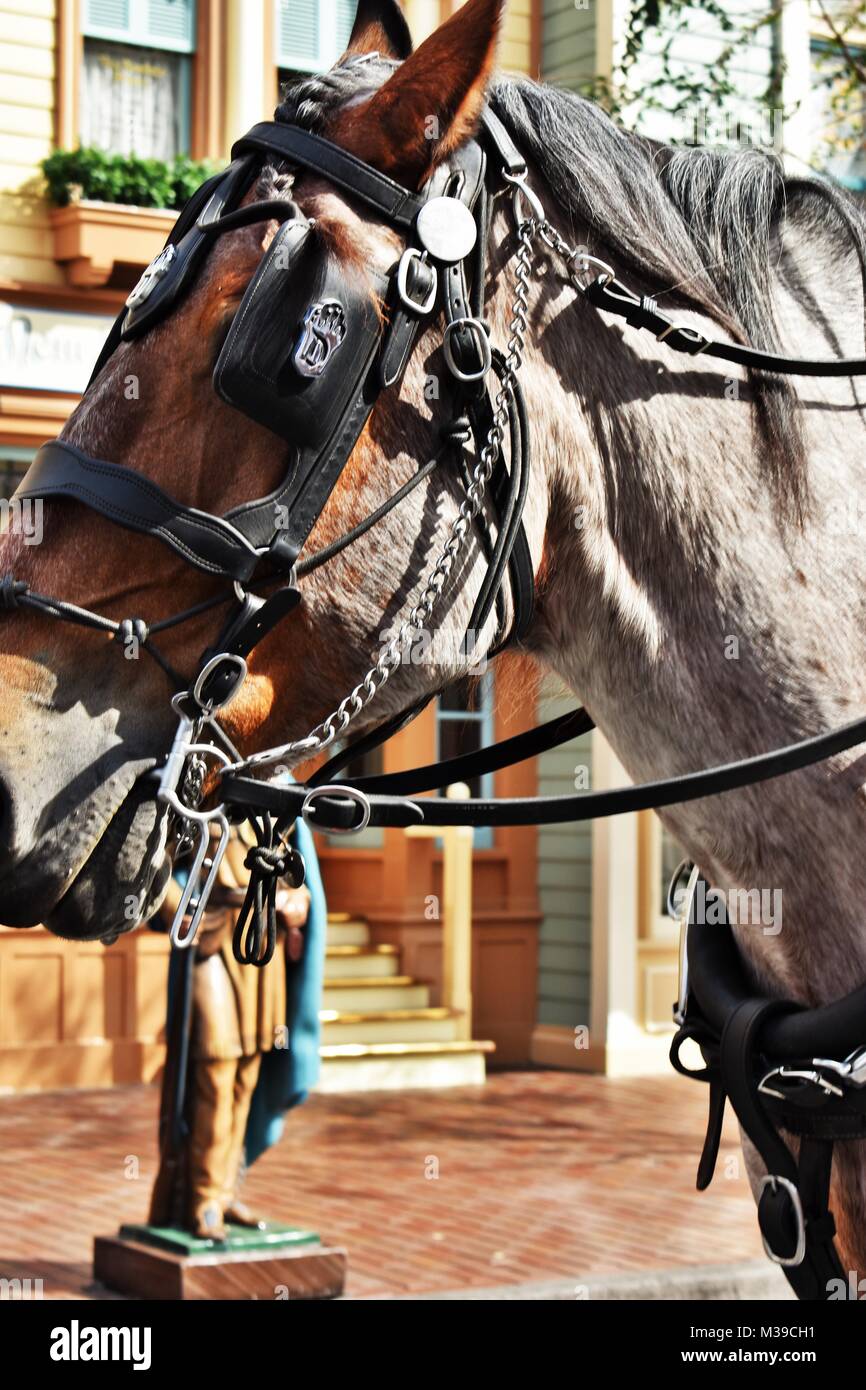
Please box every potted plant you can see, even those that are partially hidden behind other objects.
[41,147,220,288]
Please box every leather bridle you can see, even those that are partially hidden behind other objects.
[5,72,866,1301]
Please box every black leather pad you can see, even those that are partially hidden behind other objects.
[213,214,385,450]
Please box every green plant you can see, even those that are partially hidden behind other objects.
[40,146,221,211]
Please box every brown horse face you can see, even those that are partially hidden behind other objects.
[0,0,507,941]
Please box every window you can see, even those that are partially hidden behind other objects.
[80,0,196,160]
[276,0,355,88]
[0,450,31,500]
[436,674,494,849]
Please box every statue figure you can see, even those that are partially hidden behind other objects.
[148,815,326,1240]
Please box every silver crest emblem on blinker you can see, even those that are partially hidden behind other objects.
[293,299,347,378]
[125,244,177,310]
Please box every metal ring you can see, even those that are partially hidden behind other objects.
[301,785,372,835]
[568,251,615,290]
[442,318,492,383]
[192,652,248,712]
[758,1175,807,1267]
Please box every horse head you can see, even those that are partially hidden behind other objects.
[0,0,551,940]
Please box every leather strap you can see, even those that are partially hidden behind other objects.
[15,442,262,582]
[586,277,866,377]
[224,707,866,829]
[232,123,425,228]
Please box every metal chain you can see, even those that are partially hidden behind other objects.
[224,215,539,776]
[537,219,614,291]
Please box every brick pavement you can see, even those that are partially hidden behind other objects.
[0,1069,765,1299]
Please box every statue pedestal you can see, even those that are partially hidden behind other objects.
[93,1223,347,1300]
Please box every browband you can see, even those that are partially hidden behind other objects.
[232,122,426,228]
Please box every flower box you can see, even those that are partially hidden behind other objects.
[49,200,177,289]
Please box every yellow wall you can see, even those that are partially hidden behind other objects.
[0,0,60,287]
[0,0,537,293]
[406,0,536,74]
[500,0,533,74]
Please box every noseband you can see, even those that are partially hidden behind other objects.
[6,73,866,1302]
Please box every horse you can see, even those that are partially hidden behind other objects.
[1,0,865,1287]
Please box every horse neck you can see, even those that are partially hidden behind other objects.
[520,207,866,1003]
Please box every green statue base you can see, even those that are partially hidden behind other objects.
[94,1222,347,1300]
[119,1221,320,1256]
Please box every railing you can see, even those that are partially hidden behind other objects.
[404,782,474,1039]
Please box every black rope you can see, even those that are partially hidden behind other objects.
[0,573,236,691]
[231,815,306,968]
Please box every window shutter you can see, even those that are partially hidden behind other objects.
[278,0,319,68]
[83,0,132,38]
[83,0,195,52]
[144,0,196,52]
[335,0,355,49]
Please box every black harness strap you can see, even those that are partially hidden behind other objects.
[586,276,866,376]
[16,441,263,582]
[225,708,866,830]
[232,122,425,228]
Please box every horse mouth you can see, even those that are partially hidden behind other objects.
[0,771,173,942]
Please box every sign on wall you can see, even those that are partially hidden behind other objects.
[0,303,115,395]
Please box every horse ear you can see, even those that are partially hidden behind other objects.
[343,0,413,62]
[331,0,504,187]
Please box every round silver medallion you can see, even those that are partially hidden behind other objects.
[415,197,477,264]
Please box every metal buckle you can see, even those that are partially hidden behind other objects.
[442,317,492,383]
[396,248,437,315]
[811,1046,866,1088]
[758,1065,846,1101]
[567,252,615,291]
[191,652,248,713]
[758,1175,807,1267]
[301,784,371,834]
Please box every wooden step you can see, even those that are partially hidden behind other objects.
[320,1006,459,1045]
[317,1040,495,1093]
[324,944,399,979]
[325,919,369,947]
[320,978,430,1011]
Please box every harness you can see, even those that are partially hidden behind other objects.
[5,71,866,1298]
[671,867,866,1301]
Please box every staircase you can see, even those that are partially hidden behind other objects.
[317,914,494,1092]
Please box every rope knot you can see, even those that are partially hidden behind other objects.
[244,844,288,879]
[0,574,27,610]
[115,617,149,647]
[440,415,472,446]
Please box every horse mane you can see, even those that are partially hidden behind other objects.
[274,64,866,522]
[491,78,866,523]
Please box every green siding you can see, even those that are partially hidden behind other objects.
[535,681,593,1031]
[542,0,596,90]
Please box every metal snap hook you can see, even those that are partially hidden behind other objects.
[502,169,545,229]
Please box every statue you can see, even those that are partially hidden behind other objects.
[148,815,327,1240]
